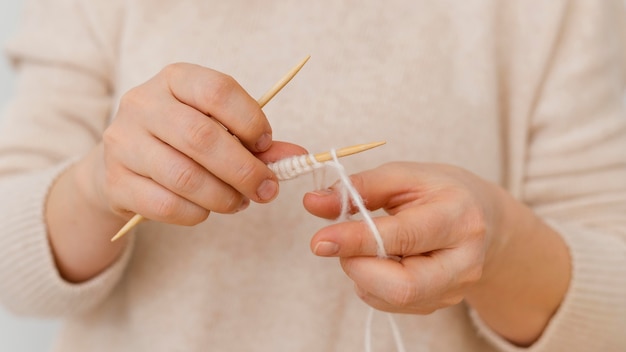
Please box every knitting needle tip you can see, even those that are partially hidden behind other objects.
[110,214,145,242]
[257,55,310,107]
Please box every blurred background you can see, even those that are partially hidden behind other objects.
[0,1,60,351]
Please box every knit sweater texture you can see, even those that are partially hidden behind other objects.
[0,0,625,351]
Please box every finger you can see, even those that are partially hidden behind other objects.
[161,63,272,152]
[341,256,420,308]
[303,162,422,219]
[310,206,457,257]
[340,254,466,312]
[115,131,249,214]
[352,283,442,315]
[255,141,308,164]
[302,188,343,219]
[105,164,210,226]
[352,284,419,314]
[148,101,279,203]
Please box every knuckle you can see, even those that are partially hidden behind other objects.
[202,74,237,108]
[119,86,147,110]
[241,107,266,133]
[400,231,419,256]
[160,62,185,79]
[233,157,260,186]
[154,196,181,220]
[466,205,487,238]
[221,192,244,213]
[389,218,419,255]
[186,120,220,152]
[169,162,201,194]
[385,280,419,307]
[240,112,270,146]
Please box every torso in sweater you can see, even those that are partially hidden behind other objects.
[53,1,505,351]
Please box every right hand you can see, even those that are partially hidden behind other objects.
[94,63,304,225]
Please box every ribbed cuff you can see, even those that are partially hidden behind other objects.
[0,162,133,317]
[469,220,626,351]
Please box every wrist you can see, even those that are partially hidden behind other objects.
[464,185,571,345]
[474,182,517,287]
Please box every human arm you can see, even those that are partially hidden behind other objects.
[46,62,305,283]
[303,162,572,346]
[303,0,626,350]
[0,0,131,316]
[0,0,304,315]
[305,131,626,351]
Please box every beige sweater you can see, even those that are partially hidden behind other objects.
[0,0,625,351]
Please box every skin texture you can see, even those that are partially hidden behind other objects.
[45,63,306,283]
[303,162,571,347]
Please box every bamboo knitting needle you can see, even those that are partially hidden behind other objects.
[311,141,386,163]
[112,140,386,242]
[267,141,386,181]
[111,56,311,242]
[257,56,310,107]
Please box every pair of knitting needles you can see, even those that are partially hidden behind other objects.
[110,56,385,242]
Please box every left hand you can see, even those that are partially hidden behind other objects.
[303,161,508,314]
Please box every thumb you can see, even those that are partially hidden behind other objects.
[256,141,308,164]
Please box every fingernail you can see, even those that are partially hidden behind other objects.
[255,133,272,152]
[257,179,278,201]
[237,198,250,212]
[313,241,340,256]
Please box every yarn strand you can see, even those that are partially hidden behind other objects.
[327,150,387,258]
[269,149,405,351]
[327,150,405,352]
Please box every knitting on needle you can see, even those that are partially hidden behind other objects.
[110,56,311,242]
[267,141,386,181]
[112,140,386,242]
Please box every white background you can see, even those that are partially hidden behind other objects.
[0,1,61,351]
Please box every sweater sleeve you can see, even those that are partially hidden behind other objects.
[0,0,132,317]
[470,1,626,351]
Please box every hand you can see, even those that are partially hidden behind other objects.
[47,63,308,282]
[304,161,570,345]
[94,63,305,225]
[304,162,500,314]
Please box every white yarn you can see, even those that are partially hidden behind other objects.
[326,150,388,259]
[269,150,405,352]
[267,153,324,181]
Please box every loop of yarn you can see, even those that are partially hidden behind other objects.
[269,149,405,352]
[267,153,324,181]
